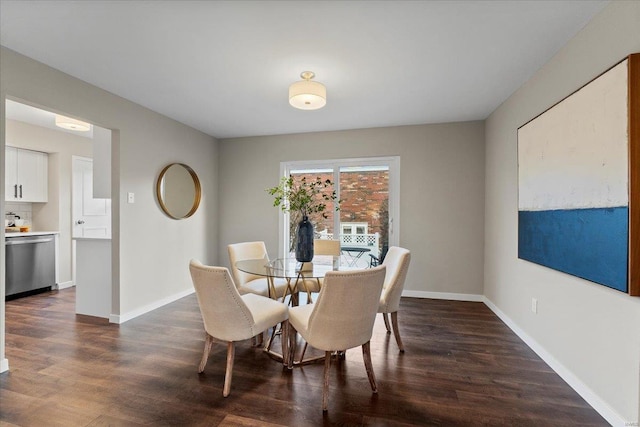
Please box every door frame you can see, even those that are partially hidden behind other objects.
[1,95,118,374]
[278,156,400,259]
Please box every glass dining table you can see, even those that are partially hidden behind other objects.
[235,256,347,303]
[235,256,357,365]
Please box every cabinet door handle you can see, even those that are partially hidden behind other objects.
[77,220,85,225]
[19,184,23,198]
[14,184,17,198]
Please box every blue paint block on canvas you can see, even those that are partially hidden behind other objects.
[518,207,628,292]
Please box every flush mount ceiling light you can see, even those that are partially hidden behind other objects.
[55,114,91,131]
[289,71,326,110]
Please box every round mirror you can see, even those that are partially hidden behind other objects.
[156,163,201,219]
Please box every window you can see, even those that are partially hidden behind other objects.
[341,223,368,235]
[278,156,400,265]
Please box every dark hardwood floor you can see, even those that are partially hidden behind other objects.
[1,288,607,426]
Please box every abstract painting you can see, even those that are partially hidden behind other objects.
[518,56,638,294]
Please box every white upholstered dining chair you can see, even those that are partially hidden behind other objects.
[377,246,411,352]
[314,238,341,257]
[228,241,290,299]
[287,265,386,411]
[189,260,289,397]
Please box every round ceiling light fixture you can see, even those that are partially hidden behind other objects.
[289,71,326,110]
[55,114,91,132]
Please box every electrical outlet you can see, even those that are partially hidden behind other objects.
[127,192,135,204]
[531,298,538,314]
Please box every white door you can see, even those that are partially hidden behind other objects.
[72,156,111,238]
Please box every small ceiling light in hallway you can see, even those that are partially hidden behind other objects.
[55,114,91,131]
[289,71,326,110]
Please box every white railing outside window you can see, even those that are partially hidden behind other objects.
[316,232,380,266]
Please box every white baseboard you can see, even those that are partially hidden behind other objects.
[482,296,626,427]
[402,289,483,302]
[55,281,74,290]
[1,358,8,373]
[109,288,195,324]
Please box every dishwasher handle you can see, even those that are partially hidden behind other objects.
[5,237,54,245]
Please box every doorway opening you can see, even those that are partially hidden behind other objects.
[3,99,112,306]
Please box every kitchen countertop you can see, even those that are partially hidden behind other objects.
[5,231,60,237]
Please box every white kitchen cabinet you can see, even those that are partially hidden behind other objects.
[5,146,48,202]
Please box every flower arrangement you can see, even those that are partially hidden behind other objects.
[267,175,340,255]
[267,175,339,219]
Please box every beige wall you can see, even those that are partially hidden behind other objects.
[6,118,93,285]
[484,1,640,424]
[1,46,219,368]
[218,122,486,297]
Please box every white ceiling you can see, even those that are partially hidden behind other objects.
[0,1,608,139]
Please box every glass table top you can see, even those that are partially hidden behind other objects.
[235,256,356,279]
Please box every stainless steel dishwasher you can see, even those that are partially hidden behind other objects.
[5,234,56,298]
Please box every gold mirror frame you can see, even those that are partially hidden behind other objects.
[156,163,202,219]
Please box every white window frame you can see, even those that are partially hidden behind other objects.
[278,156,400,259]
[341,222,368,235]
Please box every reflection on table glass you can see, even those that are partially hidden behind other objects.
[340,246,371,267]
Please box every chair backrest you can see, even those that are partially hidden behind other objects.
[305,265,386,351]
[228,241,269,287]
[189,260,256,342]
[314,239,341,256]
[380,246,411,313]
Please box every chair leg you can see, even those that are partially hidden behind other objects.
[287,322,296,369]
[265,327,277,352]
[250,331,264,348]
[300,342,309,362]
[390,311,405,352]
[322,350,332,411]
[198,333,214,373]
[382,313,391,333]
[223,341,235,397]
[281,320,289,367]
[362,341,378,393]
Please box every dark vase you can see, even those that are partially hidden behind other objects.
[295,215,314,262]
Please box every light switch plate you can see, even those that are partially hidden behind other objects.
[127,192,135,204]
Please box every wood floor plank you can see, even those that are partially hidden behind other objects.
[0,288,608,426]
[218,414,288,426]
